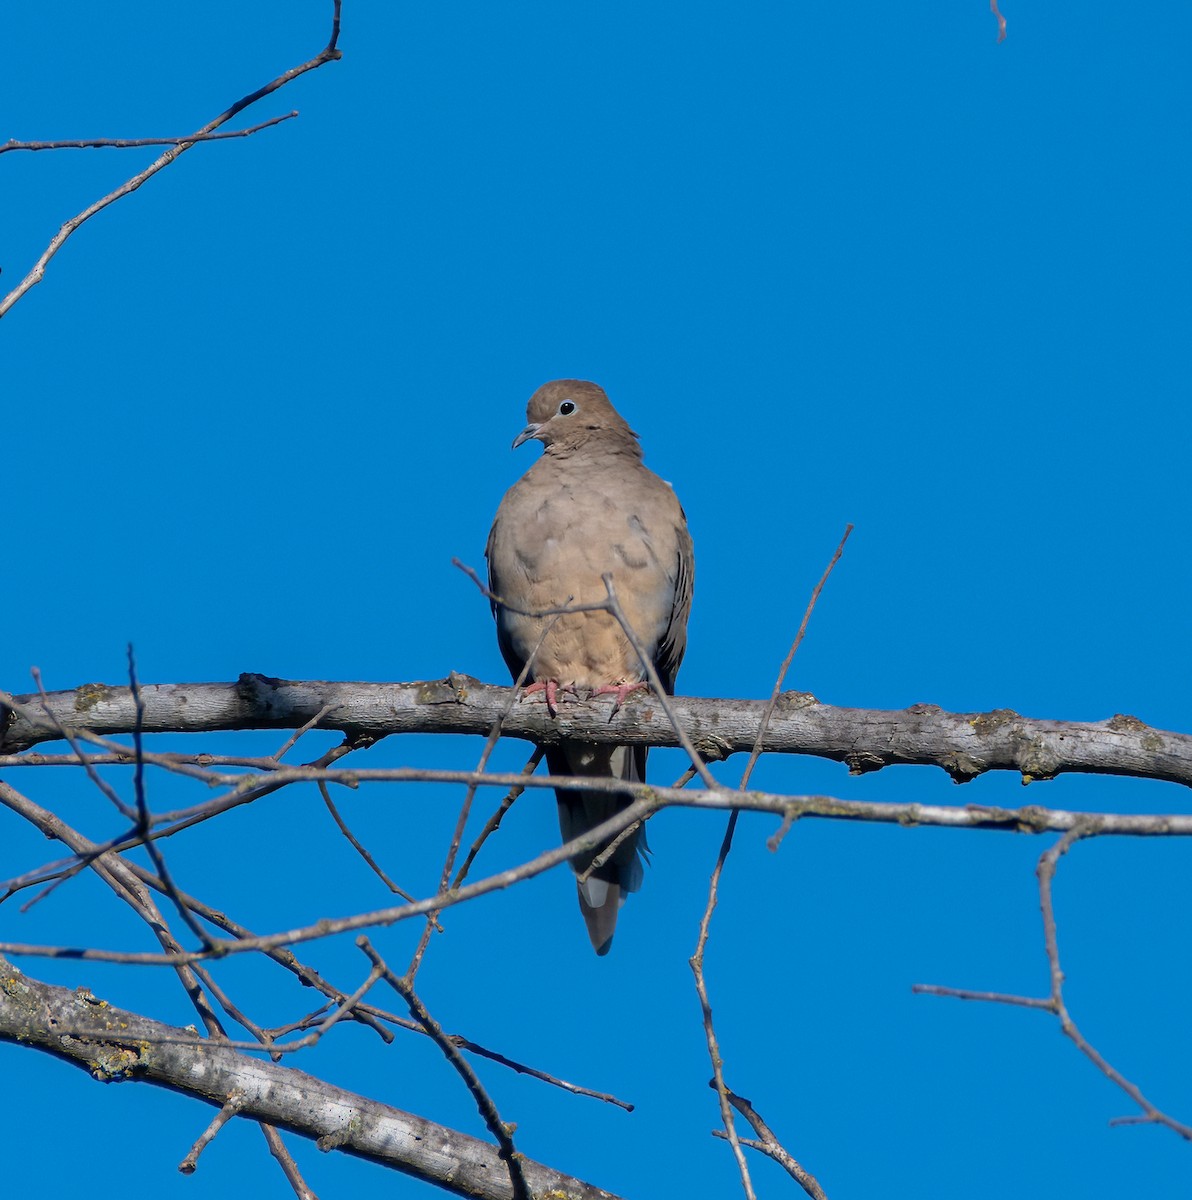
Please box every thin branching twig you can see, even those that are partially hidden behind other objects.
[1,113,299,155]
[915,824,1192,1140]
[361,938,531,1200]
[0,3,342,317]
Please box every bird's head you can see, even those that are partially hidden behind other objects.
[512,379,638,455]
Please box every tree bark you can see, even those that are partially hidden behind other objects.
[3,674,1189,788]
[0,955,620,1200]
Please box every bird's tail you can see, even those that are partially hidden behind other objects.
[547,742,649,956]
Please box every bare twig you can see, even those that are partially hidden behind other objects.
[915,824,1192,1140]
[6,776,1192,967]
[127,646,214,949]
[361,939,531,1200]
[192,962,275,1052]
[6,752,1191,914]
[690,810,755,1200]
[274,703,336,761]
[1,113,299,155]
[584,755,706,880]
[717,1089,829,1200]
[0,778,227,1036]
[991,0,1008,42]
[577,814,645,884]
[260,1123,318,1200]
[319,780,426,910]
[1037,829,1192,1139]
[599,574,718,788]
[0,782,658,964]
[125,860,394,1045]
[739,524,852,793]
[29,668,136,819]
[179,1089,247,1173]
[693,528,851,1197]
[910,984,1052,1011]
[452,749,544,888]
[5,733,369,906]
[272,963,386,1051]
[406,608,564,981]
[0,2,342,317]
[103,860,634,1104]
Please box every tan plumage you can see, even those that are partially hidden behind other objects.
[486,380,694,954]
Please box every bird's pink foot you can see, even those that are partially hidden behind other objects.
[591,680,650,716]
[522,679,574,715]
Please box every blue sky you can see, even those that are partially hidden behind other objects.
[3,2,1190,1197]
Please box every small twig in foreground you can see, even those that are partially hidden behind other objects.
[260,1123,318,1200]
[179,1088,247,1173]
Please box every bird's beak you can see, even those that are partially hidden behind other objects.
[511,423,542,450]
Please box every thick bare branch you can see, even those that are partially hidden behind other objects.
[0,956,622,1200]
[4,676,1189,789]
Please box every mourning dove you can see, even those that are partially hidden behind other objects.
[486,380,694,954]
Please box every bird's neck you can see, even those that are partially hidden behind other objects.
[545,434,643,463]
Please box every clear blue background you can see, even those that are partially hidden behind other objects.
[3,2,1190,1196]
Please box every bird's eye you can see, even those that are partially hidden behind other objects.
[558,400,576,416]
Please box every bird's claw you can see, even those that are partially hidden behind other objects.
[591,680,649,717]
[522,678,567,715]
